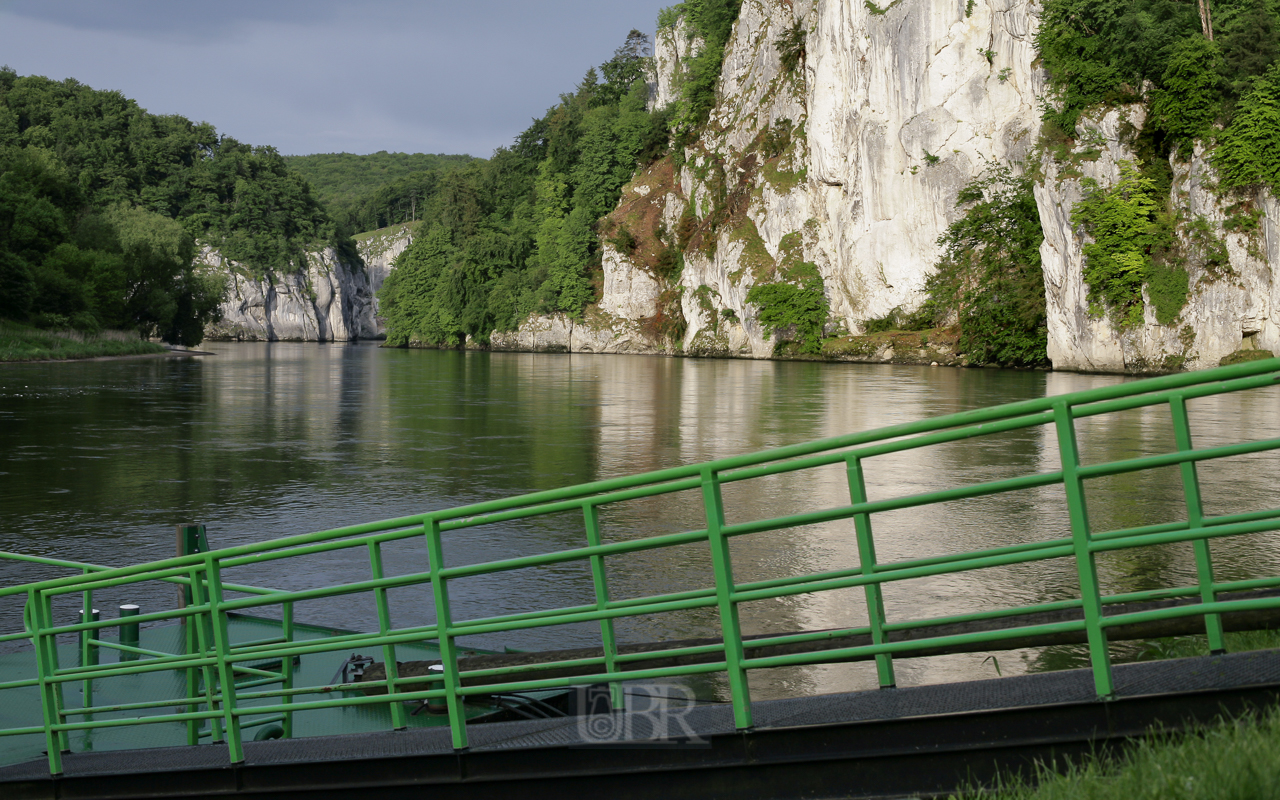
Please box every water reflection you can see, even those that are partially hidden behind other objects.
[2,347,1278,702]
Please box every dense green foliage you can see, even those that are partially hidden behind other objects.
[0,67,356,343]
[284,152,476,209]
[285,151,479,234]
[1036,0,1280,158]
[378,31,673,346]
[1215,63,1280,192]
[746,276,828,355]
[1071,161,1187,326]
[918,163,1049,367]
[659,1,744,144]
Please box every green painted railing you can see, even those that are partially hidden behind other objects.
[4,358,1280,776]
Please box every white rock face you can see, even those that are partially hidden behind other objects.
[201,246,377,342]
[491,311,666,355]
[356,224,417,337]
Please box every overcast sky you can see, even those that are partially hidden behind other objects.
[0,0,670,158]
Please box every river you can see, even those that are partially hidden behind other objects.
[2,342,1278,700]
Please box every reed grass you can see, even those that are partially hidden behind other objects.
[0,321,167,362]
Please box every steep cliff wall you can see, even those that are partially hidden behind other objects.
[504,0,1274,373]
[514,0,1048,361]
[354,223,417,338]
[201,246,378,342]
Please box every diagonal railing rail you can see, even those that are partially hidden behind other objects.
[4,357,1280,776]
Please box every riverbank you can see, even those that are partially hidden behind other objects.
[0,322,169,362]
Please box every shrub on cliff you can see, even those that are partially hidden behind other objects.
[746,276,828,355]
[920,162,1049,368]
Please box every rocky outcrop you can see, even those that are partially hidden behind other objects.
[201,246,377,342]
[1037,107,1279,372]
[490,309,667,355]
[354,223,417,338]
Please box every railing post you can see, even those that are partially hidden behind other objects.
[368,540,408,730]
[203,555,244,763]
[28,589,65,775]
[1054,401,1114,699]
[1170,395,1225,653]
[846,455,896,689]
[281,601,295,739]
[186,566,221,745]
[583,503,624,710]
[701,467,752,730]
[79,570,97,714]
[425,517,468,750]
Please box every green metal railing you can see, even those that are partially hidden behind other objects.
[4,358,1280,776]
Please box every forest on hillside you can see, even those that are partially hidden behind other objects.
[0,66,350,344]
[377,1,743,348]
[284,151,477,234]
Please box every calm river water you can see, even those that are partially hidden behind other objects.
[2,343,1278,699]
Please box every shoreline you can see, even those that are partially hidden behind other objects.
[1,348,215,365]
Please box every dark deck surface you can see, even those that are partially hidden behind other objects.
[5,648,1280,799]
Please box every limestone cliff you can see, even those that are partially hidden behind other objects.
[512,0,1047,360]
[201,246,378,342]
[354,223,418,338]
[505,0,1274,373]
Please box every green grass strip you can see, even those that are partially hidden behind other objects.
[0,321,167,362]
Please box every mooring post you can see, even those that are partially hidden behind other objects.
[119,604,140,659]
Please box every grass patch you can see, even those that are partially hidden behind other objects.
[1220,349,1276,367]
[970,704,1280,799]
[975,628,1280,799]
[0,321,165,362]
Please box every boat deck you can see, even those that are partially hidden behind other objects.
[4,647,1279,799]
[0,614,512,770]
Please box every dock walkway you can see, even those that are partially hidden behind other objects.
[5,648,1279,799]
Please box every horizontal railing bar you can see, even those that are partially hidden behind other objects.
[1076,438,1280,480]
[0,726,46,737]
[0,676,41,691]
[223,627,441,663]
[450,594,721,638]
[718,411,1057,488]
[1070,370,1280,420]
[720,471,1065,541]
[47,654,213,683]
[744,618,1089,671]
[438,529,711,580]
[217,572,431,611]
[437,477,706,533]
[78,639,173,659]
[63,694,209,717]
[52,709,222,732]
[1090,516,1280,554]
[41,603,209,635]
[732,543,1079,604]
[1216,576,1280,594]
[1099,595,1280,629]
[220,524,426,568]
